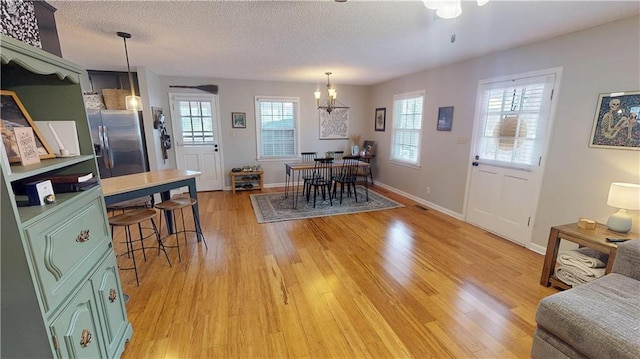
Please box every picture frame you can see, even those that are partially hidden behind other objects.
[375,108,386,131]
[437,106,454,131]
[589,91,640,150]
[319,108,349,139]
[232,112,246,128]
[362,140,376,156]
[1,90,55,162]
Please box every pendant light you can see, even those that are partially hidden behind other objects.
[314,72,349,114]
[117,31,142,111]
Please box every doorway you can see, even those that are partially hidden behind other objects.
[169,93,224,191]
[465,68,561,246]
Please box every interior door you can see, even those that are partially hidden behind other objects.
[465,70,559,246]
[169,93,223,191]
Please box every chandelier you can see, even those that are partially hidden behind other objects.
[314,72,349,114]
[423,0,489,19]
[117,31,142,111]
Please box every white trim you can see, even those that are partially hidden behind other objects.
[373,181,464,220]
[463,66,563,247]
[255,95,300,160]
[390,89,425,167]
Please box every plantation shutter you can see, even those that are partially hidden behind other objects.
[256,97,298,159]
[474,74,555,169]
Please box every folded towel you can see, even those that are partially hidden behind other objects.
[557,248,609,269]
[554,264,606,287]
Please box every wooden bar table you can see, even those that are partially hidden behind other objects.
[101,169,202,240]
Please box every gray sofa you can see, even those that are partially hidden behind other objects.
[532,240,640,359]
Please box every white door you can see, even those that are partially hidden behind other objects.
[169,93,223,191]
[465,69,560,246]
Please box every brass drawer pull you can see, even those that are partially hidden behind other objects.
[80,329,92,347]
[76,229,90,243]
[109,288,117,303]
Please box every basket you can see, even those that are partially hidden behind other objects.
[101,89,129,110]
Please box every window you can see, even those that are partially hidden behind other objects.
[473,73,556,168]
[391,90,425,166]
[255,96,299,160]
[172,95,216,146]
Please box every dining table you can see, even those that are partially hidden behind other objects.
[284,160,370,209]
[101,169,203,240]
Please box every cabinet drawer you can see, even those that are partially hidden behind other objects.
[24,193,111,313]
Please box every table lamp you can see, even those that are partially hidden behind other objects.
[606,182,640,233]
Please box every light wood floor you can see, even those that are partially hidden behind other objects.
[112,186,558,358]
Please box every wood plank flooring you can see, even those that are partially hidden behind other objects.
[111,187,557,358]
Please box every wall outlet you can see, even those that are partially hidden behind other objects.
[426,186,431,194]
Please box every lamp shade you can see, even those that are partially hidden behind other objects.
[607,182,640,210]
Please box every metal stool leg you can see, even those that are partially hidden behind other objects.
[125,225,140,286]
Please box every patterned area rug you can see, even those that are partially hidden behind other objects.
[250,186,404,223]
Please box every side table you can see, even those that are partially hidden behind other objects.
[540,222,636,290]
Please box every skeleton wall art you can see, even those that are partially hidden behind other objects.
[589,91,640,150]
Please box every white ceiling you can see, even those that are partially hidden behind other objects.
[48,0,639,86]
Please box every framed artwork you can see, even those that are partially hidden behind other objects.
[319,108,349,139]
[232,112,246,128]
[589,91,640,150]
[375,108,386,131]
[362,140,376,155]
[437,106,454,131]
[0,90,55,162]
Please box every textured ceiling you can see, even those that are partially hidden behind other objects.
[48,0,639,86]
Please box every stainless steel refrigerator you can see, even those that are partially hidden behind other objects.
[87,109,149,178]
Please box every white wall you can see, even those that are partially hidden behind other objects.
[138,66,172,171]
[151,76,369,186]
[368,16,640,250]
[136,16,639,251]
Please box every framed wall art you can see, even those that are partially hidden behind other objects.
[0,90,55,162]
[375,108,386,131]
[589,91,640,150]
[232,112,246,128]
[437,106,454,131]
[319,108,349,139]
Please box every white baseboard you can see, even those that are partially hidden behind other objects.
[527,242,547,255]
[373,181,464,220]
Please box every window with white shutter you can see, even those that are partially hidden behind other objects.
[391,90,425,166]
[474,74,555,169]
[255,96,299,160]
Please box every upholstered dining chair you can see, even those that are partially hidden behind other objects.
[307,158,333,208]
[332,155,360,204]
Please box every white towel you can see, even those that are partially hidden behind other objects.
[557,248,608,269]
[554,264,606,287]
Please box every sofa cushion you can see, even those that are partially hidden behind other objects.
[535,273,640,359]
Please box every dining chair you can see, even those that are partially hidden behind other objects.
[332,155,360,204]
[307,158,333,208]
[300,151,317,196]
[333,150,344,161]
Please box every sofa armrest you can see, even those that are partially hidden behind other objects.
[612,240,640,280]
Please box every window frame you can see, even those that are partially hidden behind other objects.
[472,72,556,170]
[254,96,300,161]
[169,93,218,147]
[390,90,425,168]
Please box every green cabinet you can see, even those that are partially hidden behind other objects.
[1,35,132,358]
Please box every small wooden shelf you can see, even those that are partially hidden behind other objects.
[540,222,637,290]
[230,170,263,193]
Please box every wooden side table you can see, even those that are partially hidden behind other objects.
[230,170,264,193]
[540,222,636,289]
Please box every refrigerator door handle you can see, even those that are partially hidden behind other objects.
[102,125,114,169]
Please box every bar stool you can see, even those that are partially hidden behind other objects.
[106,195,152,216]
[155,196,207,262]
[109,208,171,286]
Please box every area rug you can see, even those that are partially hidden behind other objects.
[250,186,404,223]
